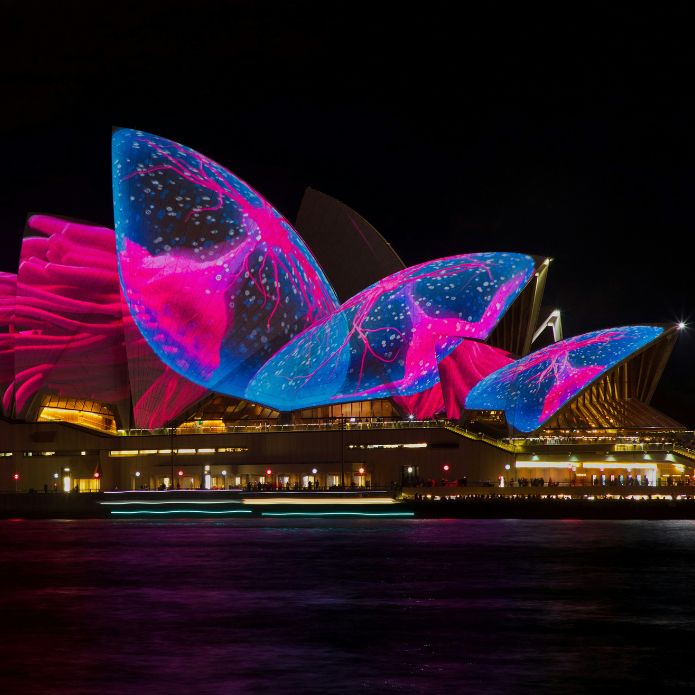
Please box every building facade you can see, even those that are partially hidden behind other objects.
[1,128,692,493]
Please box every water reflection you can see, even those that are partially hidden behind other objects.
[1,519,695,693]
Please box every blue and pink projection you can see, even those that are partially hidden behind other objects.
[465,326,664,432]
[112,129,535,411]
[247,253,532,410]
[112,128,340,398]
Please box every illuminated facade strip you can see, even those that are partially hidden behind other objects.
[581,462,657,470]
[109,448,248,457]
[347,443,428,449]
[261,511,415,517]
[100,500,242,506]
[516,462,576,469]
[103,489,243,495]
[110,509,252,515]
[241,497,395,505]
[517,461,661,470]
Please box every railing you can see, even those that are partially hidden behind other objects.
[515,433,694,447]
[117,421,695,460]
[673,445,695,462]
[122,419,451,437]
[444,424,520,453]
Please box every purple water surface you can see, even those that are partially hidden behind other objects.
[1,519,694,694]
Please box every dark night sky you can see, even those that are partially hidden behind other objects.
[1,1,693,423]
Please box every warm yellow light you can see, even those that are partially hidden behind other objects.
[516,461,573,469]
[242,497,396,506]
[582,462,657,470]
[38,406,116,433]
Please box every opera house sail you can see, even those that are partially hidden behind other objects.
[0,128,689,493]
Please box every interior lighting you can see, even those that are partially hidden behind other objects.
[516,461,575,469]
[582,462,657,470]
[100,500,242,506]
[261,511,415,518]
[111,509,253,516]
[242,497,395,506]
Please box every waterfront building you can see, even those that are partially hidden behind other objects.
[0,129,692,493]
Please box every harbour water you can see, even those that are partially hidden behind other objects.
[1,519,695,694]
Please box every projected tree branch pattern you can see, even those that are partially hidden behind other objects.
[113,129,535,410]
[465,326,664,432]
[113,129,339,395]
[0,130,668,428]
[247,254,532,410]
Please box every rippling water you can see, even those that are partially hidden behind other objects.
[1,519,695,694]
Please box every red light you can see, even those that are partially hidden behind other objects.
[13,473,19,480]
[178,470,184,476]
[443,465,450,472]
[358,467,365,475]
[266,469,272,476]
[94,472,100,478]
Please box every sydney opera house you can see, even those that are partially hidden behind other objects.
[0,129,692,493]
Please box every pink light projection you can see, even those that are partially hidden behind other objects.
[392,383,445,419]
[119,238,230,379]
[120,296,208,430]
[114,129,535,412]
[12,216,130,417]
[391,341,513,419]
[0,272,16,416]
[438,341,514,419]
[248,253,534,410]
[8,215,205,427]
